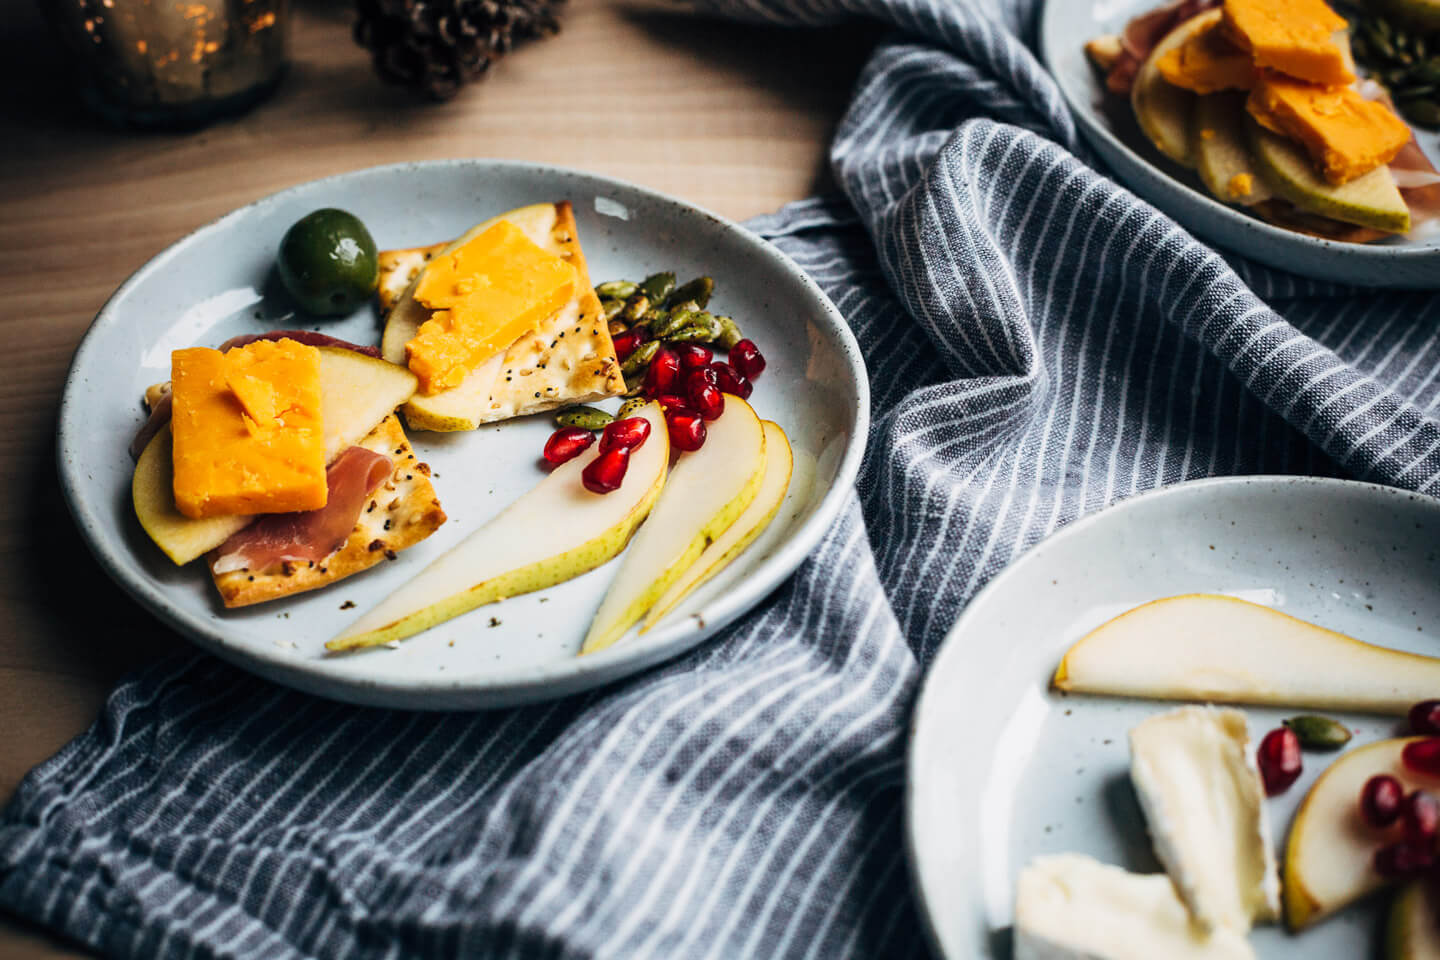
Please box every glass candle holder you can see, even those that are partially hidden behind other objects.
[41,0,289,128]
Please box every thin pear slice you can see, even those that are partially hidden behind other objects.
[641,420,792,632]
[581,394,766,656]
[327,402,669,651]
[1193,93,1273,207]
[1387,881,1440,960]
[1054,594,1440,714]
[1283,737,1440,930]
[1131,11,1209,167]
[133,348,419,565]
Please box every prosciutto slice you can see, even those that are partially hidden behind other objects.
[210,447,393,575]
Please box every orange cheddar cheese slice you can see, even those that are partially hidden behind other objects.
[1157,18,1256,93]
[405,220,577,395]
[171,338,327,520]
[1246,71,1411,184]
[1221,0,1355,86]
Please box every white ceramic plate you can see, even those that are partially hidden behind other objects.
[908,476,1440,959]
[58,160,867,710]
[1040,0,1440,288]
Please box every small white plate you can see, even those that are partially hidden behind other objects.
[1040,0,1440,288]
[57,160,868,710]
[908,476,1440,959]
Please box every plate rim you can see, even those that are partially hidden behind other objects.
[904,473,1440,959]
[1037,0,1440,284]
[56,158,870,710]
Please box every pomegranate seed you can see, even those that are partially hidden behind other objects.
[1361,775,1405,829]
[599,416,651,453]
[611,329,644,362]
[1403,790,1440,843]
[1403,739,1440,778]
[655,393,695,413]
[682,366,719,404]
[710,361,753,400]
[692,384,725,421]
[731,339,766,380]
[543,427,595,466]
[1375,841,1437,878]
[582,447,630,494]
[643,348,681,397]
[666,410,707,452]
[1257,727,1302,796]
[673,343,713,369]
[1411,701,1440,735]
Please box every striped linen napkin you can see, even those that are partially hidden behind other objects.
[5,0,1439,956]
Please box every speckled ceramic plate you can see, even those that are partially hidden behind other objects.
[57,160,867,710]
[1040,0,1440,288]
[908,476,1440,959]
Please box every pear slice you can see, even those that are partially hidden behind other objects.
[133,347,419,565]
[1193,93,1273,207]
[581,394,767,656]
[1246,118,1411,234]
[327,402,669,651]
[640,420,792,633]
[1053,594,1440,714]
[1388,881,1440,959]
[1283,737,1440,930]
[1131,10,1213,167]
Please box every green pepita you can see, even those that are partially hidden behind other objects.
[620,339,660,378]
[555,405,615,431]
[621,294,651,323]
[595,280,638,300]
[668,312,724,343]
[1283,715,1353,751]
[608,319,629,337]
[716,315,744,350]
[639,272,677,304]
[666,276,714,309]
[652,307,699,339]
[616,397,648,419]
[601,298,627,322]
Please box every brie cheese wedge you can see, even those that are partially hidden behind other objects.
[1129,706,1281,933]
[1015,854,1255,960]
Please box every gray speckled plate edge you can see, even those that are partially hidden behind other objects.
[906,475,1440,959]
[1040,0,1440,289]
[57,159,869,710]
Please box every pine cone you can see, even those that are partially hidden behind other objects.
[354,0,565,101]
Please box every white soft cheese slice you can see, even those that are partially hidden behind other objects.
[1015,854,1255,960]
[1129,706,1281,933]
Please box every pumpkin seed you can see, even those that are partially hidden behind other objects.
[666,276,714,309]
[1283,715,1352,751]
[595,280,638,300]
[716,315,744,350]
[652,307,699,339]
[639,272,676,304]
[608,319,629,337]
[616,397,648,419]
[555,405,614,431]
[601,298,627,322]
[620,339,660,378]
[621,293,651,323]
[668,312,723,343]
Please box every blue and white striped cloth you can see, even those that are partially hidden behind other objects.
[5,0,1440,955]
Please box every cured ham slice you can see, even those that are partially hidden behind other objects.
[210,447,392,575]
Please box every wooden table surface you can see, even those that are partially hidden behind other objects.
[0,0,872,952]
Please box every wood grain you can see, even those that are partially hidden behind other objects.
[0,0,872,953]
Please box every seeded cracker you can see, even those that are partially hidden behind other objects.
[377,202,625,431]
[209,414,447,607]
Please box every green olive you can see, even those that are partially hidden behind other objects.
[277,208,379,316]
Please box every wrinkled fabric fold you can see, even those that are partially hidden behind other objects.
[4,0,1440,956]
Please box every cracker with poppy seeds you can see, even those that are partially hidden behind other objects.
[208,414,446,608]
[377,201,624,433]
